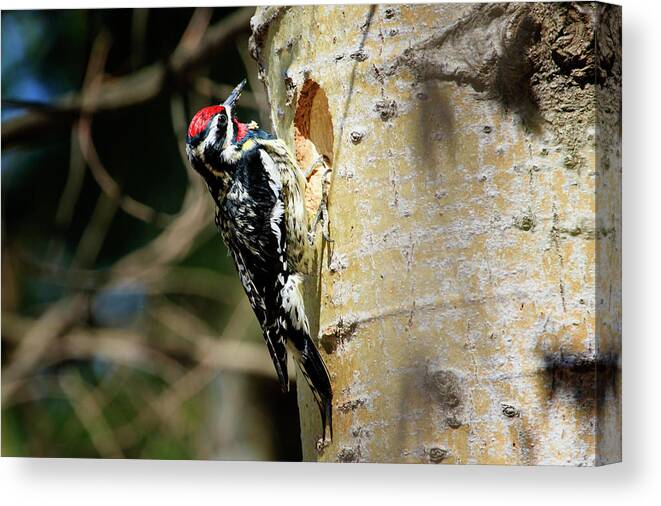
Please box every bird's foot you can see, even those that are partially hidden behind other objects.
[309,161,333,244]
[304,155,326,180]
[316,436,331,453]
[312,196,333,244]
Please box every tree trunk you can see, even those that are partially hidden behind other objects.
[250,2,621,465]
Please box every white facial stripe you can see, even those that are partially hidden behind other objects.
[217,108,239,163]
[223,108,234,150]
[192,109,235,162]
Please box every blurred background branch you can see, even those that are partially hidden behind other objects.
[1,7,254,149]
[1,7,300,461]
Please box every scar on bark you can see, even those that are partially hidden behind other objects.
[383,3,542,129]
[320,317,357,354]
[384,3,619,137]
[542,351,620,406]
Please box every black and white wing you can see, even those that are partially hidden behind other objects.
[216,145,291,392]
[254,138,311,274]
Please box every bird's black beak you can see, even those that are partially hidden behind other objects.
[224,79,247,110]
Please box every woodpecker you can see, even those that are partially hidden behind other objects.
[186,80,333,443]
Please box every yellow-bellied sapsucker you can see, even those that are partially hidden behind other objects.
[186,80,333,442]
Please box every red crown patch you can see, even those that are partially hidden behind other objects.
[188,105,224,138]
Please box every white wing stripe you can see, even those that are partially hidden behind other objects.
[259,149,286,255]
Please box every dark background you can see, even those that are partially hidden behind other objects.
[1,7,302,461]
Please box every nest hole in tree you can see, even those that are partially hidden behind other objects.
[294,79,334,215]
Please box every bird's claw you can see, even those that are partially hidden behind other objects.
[308,159,333,244]
[313,191,333,244]
[316,436,331,453]
[304,155,326,180]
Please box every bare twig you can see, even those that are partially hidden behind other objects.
[60,329,185,382]
[49,32,111,264]
[52,127,86,239]
[1,294,88,403]
[148,298,221,343]
[2,7,273,458]
[15,243,236,303]
[64,33,121,270]
[175,7,214,58]
[130,8,149,70]
[59,370,125,458]
[70,191,119,269]
[2,7,254,148]
[108,174,214,281]
[2,321,280,405]
[106,92,216,281]
[77,116,175,227]
[136,300,255,437]
[72,31,176,228]
[142,266,237,303]
[111,299,276,443]
[170,92,197,183]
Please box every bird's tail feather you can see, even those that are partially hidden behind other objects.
[276,272,333,441]
[264,324,289,393]
[295,333,333,442]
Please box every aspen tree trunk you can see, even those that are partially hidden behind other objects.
[250,2,621,465]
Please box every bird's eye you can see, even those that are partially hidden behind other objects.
[219,115,228,126]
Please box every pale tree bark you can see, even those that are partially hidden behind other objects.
[250,2,621,465]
